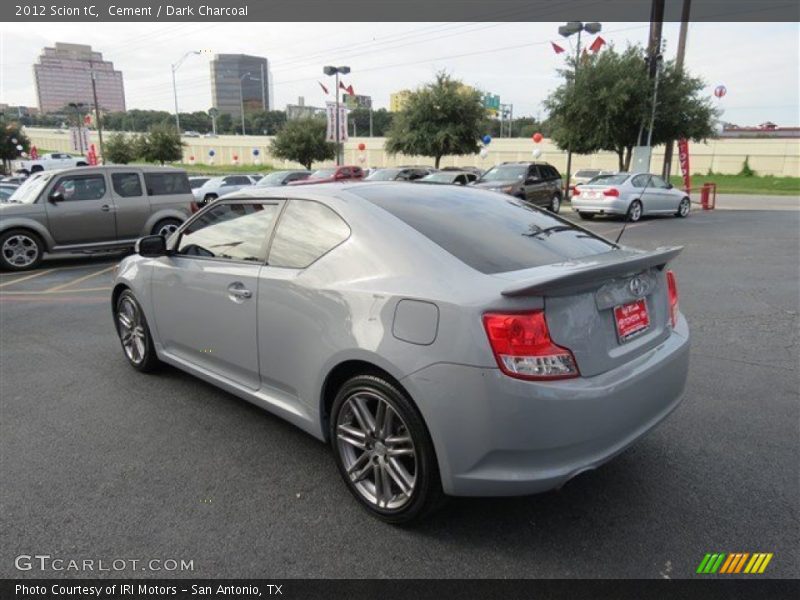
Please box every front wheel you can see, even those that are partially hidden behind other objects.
[0,229,44,271]
[114,290,160,372]
[627,200,643,223]
[676,197,690,218]
[549,194,561,213]
[330,374,444,524]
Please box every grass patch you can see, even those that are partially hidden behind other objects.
[670,174,799,196]
[171,163,275,175]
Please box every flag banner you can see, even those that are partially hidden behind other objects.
[326,102,337,142]
[551,41,565,54]
[318,81,329,95]
[339,105,349,142]
[678,138,691,193]
[589,35,606,52]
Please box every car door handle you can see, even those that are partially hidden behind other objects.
[101,204,112,212]
[227,283,252,301]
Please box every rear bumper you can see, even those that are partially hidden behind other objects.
[571,197,629,215]
[402,316,690,496]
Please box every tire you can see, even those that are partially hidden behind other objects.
[114,290,160,373]
[0,229,44,271]
[676,197,690,218]
[549,194,561,214]
[151,218,182,237]
[627,200,643,223]
[30,165,43,173]
[330,373,445,524]
[202,194,218,205]
[75,161,88,167]
[578,212,595,220]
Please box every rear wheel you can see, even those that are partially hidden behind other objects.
[676,197,690,218]
[202,193,218,206]
[30,165,43,174]
[578,212,595,220]
[627,200,643,223]
[0,229,44,271]
[151,218,182,237]
[549,194,561,213]
[114,290,160,372]
[330,374,444,524]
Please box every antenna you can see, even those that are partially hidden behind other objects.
[615,174,652,245]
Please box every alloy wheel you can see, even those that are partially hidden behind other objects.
[629,202,642,222]
[551,195,561,213]
[117,297,147,365]
[336,390,418,511]
[2,234,39,268]
[679,198,690,217]
[157,222,180,237]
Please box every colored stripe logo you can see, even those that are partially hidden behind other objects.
[696,552,773,574]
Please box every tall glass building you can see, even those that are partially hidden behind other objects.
[210,54,270,119]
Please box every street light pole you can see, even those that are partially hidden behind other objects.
[171,50,211,132]
[323,65,351,166]
[89,60,105,163]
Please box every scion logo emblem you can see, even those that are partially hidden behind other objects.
[629,276,648,297]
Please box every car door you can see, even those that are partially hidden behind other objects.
[44,172,116,245]
[648,175,676,212]
[525,165,547,205]
[630,174,655,213]
[150,200,283,389]
[110,171,150,240]
[219,175,250,196]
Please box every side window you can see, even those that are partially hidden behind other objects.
[226,176,250,186]
[268,200,350,269]
[466,173,477,183]
[145,172,191,196]
[455,175,467,185]
[112,173,143,198]
[527,166,541,181]
[52,174,107,201]
[339,168,351,179]
[651,176,669,189]
[353,167,363,178]
[177,202,281,262]
[631,174,650,188]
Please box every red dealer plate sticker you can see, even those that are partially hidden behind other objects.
[614,299,651,342]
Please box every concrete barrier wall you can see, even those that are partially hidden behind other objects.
[25,128,800,177]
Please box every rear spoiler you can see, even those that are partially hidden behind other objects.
[501,246,683,297]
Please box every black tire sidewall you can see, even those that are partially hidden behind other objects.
[330,374,443,524]
[0,229,44,271]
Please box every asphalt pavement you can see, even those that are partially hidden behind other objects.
[1,197,798,579]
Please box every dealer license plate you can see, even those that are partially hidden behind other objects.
[614,299,650,342]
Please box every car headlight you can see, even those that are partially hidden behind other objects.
[501,186,514,193]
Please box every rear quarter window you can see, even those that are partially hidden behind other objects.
[268,200,350,268]
[353,185,614,274]
[144,172,191,196]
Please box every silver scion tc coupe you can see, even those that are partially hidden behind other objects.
[112,182,690,523]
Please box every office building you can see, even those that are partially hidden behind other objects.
[33,43,126,114]
[286,97,325,121]
[210,54,270,118]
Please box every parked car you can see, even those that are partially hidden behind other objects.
[417,171,477,186]
[0,166,194,271]
[182,131,201,138]
[112,182,688,523]
[13,152,88,176]
[193,175,259,206]
[365,167,432,182]
[570,169,616,190]
[472,161,563,213]
[289,165,365,185]
[0,185,18,203]
[253,170,312,187]
[571,172,691,222]
[1,176,26,186]
[188,177,211,190]
[441,166,483,177]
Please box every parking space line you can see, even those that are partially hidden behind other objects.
[0,286,112,296]
[0,269,56,288]
[44,265,116,292]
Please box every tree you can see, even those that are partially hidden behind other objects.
[138,123,184,165]
[385,72,486,168]
[269,118,335,169]
[545,44,718,171]
[103,132,140,164]
[0,121,30,174]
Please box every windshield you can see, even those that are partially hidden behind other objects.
[420,172,456,183]
[201,177,223,188]
[257,171,291,186]
[7,173,53,204]
[311,169,336,179]
[574,170,600,178]
[479,165,527,182]
[587,173,629,185]
[366,169,401,181]
[189,178,209,189]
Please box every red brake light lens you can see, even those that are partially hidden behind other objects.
[190,201,200,213]
[572,186,581,197]
[666,270,679,327]
[603,187,620,197]
[482,312,579,380]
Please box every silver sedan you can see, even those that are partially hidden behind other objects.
[571,172,691,222]
[112,183,690,523]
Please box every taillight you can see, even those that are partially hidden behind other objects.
[666,270,679,327]
[190,201,200,213]
[482,312,579,380]
[603,187,620,197]
[571,186,581,197]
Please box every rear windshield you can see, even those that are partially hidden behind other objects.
[588,173,629,185]
[353,185,614,274]
[575,170,600,177]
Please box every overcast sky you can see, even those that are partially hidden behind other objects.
[1,22,798,125]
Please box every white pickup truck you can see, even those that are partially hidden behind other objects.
[13,153,88,175]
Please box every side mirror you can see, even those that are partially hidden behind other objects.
[48,190,64,203]
[135,235,168,257]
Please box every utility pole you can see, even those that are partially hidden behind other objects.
[89,60,105,163]
[662,0,691,178]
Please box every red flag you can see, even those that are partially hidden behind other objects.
[551,41,565,54]
[346,84,355,96]
[339,81,347,90]
[589,36,605,53]
[318,81,329,95]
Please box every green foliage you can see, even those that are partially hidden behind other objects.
[545,44,719,171]
[269,118,335,169]
[739,156,756,177]
[348,108,394,137]
[385,72,487,168]
[138,123,184,165]
[0,121,30,173]
[103,132,140,164]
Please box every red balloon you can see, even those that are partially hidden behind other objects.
[357,143,366,151]
[233,154,239,160]
[532,132,543,143]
